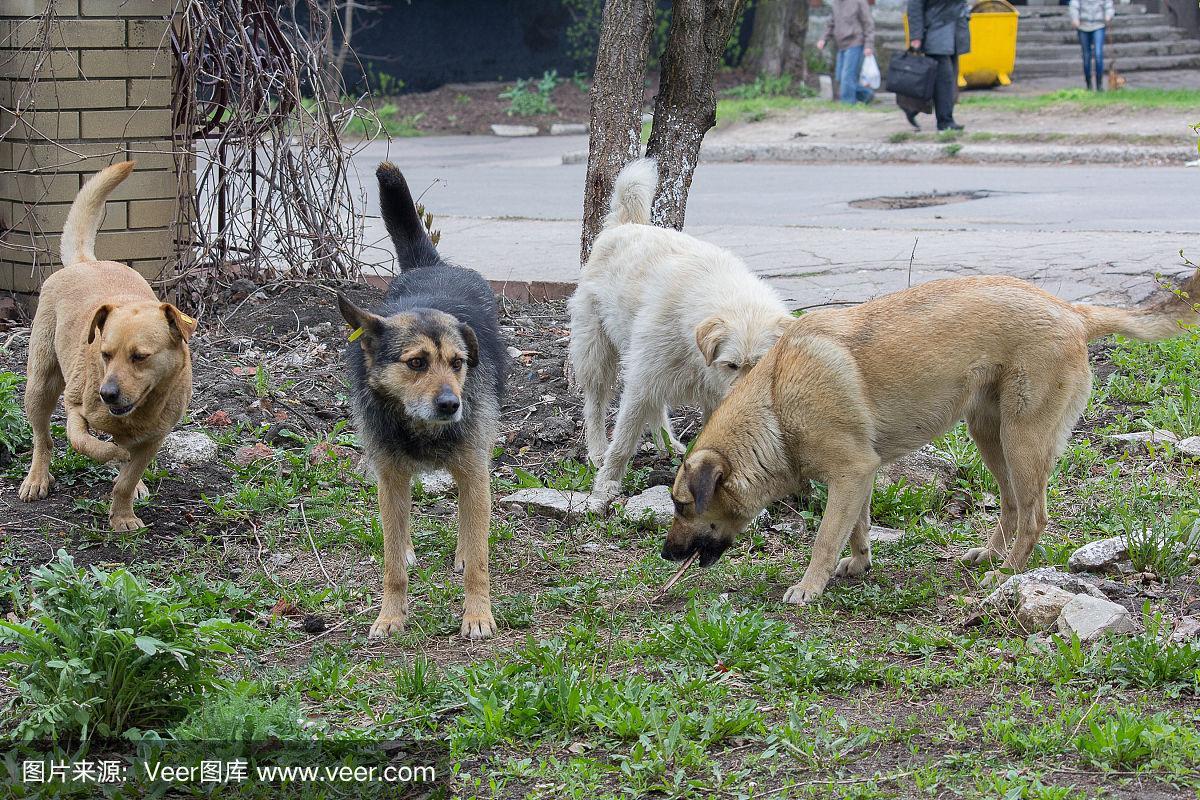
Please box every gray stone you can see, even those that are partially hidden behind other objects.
[818,74,833,100]
[491,123,538,137]
[1068,535,1129,574]
[868,525,904,543]
[1107,429,1179,452]
[417,469,454,496]
[537,416,576,444]
[1015,583,1077,632]
[160,430,218,467]
[1177,436,1200,457]
[550,122,587,135]
[983,567,1107,607]
[1057,594,1142,641]
[1171,615,1200,643]
[621,485,675,527]
[501,488,606,518]
[878,446,956,493]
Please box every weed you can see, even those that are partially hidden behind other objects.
[1116,509,1200,581]
[0,551,252,743]
[943,142,963,157]
[0,371,29,461]
[500,71,559,117]
[171,683,308,741]
[888,131,913,143]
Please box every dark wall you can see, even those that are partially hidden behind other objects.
[353,0,583,93]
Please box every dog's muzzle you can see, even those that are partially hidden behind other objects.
[100,382,136,417]
[661,535,731,567]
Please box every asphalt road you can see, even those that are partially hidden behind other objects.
[351,135,1199,307]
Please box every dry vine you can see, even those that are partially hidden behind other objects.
[2,0,383,315]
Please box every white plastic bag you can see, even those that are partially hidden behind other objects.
[860,54,881,90]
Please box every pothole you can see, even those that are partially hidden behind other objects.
[849,191,989,210]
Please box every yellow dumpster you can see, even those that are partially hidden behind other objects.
[903,0,1020,89]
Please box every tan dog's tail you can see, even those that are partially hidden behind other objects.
[1077,268,1200,341]
[60,161,135,266]
[602,157,657,228]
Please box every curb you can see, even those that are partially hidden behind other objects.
[366,274,575,302]
[562,142,1192,166]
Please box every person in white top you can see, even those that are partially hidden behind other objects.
[1069,0,1115,90]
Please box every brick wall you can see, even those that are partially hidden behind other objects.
[0,0,185,295]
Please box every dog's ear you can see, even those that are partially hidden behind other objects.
[88,304,113,344]
[695,315,727,367]
[458,322,479,367]
[773,314,794,341]
[162,304,197,343]
[337,293,384,354]
[686,449,727,515]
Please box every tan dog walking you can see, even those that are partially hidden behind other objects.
[19,162,195,530]
[664,272,1200,602]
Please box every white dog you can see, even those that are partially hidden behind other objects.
[569,158,793,504]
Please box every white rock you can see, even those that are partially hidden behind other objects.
[1057,595,1142,641]
[818,74,834,100]
[506,346,524,359]
[1107,430,1179,452]
[417,469,454,496]
[1177,436,1200,457]
[160,430,218,467]
[1015,583,1077,632]
[1068,535,1128,574]
[868,525,904,543]
[550,122,587,135]
[490,123,538,137]
[501,488,606,518]
[983,567,1107,607]
[878,446,956,493]
[1171,615,1200,643]
[621,485,674,526]
[579,541,602,553]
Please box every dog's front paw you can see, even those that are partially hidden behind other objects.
[461,608,497,640]
[835,555,872,579]
[783,581,824,605]
[961,546,1002,566]
[368,613,407,639]
[133,480,150,502]
[979,570,1008,590]
[109,512,146,531]
[591,480,621,508]
[19,472,53,502]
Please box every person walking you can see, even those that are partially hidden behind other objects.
[907,0,970,131]
[1070,0,1114,90]
[817,0,876,105]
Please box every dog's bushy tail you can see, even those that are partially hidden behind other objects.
[1077,268,1200,341]
[60,161,135,266]
[377,162,439,271]
[603,158,657,229]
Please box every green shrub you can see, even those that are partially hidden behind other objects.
[0,371,30,462]
[0,551,253,744]
[500,71,559,117]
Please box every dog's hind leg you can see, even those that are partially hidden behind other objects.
[569,299,619,466]
[834,489,874,579]
[449,452,497,640]
[961,406,1017,567]
[593,386,659,504]
[369,462,413,638]
[19,338,64,502]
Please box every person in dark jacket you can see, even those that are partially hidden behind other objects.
[908,0,970,131]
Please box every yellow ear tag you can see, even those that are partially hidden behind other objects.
[180,313,196,326]
[348,327,364,342]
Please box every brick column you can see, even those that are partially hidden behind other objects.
[0,0,186,297]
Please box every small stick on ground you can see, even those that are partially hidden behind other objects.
[655,551,699,599]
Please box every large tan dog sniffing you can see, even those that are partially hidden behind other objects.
[19,162,195,530]
[664,273,1200,602]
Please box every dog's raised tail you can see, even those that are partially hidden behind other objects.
[60,161,135,267]
[377,162,440,271]
[1077,268,1200,341]
[603,158,657,228]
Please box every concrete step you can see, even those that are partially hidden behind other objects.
[1017,4,1147,16]
[1017,38,1200,59]
[1018,15,1174,32]
[1014,51,1200,76]
[1017,27,1182,44]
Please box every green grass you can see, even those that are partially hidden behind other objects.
[342,103,425,138]
[960,87,1200,112]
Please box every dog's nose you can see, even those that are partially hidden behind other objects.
[99,382,121,405]
[435,392,460,416]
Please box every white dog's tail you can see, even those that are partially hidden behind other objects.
[603,158,657,228]
[60,161,135,267]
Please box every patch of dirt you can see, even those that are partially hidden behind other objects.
[379,80,594,137]
[849,190,989,210]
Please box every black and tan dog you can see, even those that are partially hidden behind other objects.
[664,271,1200,602]
[338,163,506,640]
[19,161,195,530]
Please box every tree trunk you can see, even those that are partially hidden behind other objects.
[580,0,655,264]
[645,0,745,230]
[745,0,809,79]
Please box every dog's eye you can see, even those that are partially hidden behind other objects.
[726,362,740,371]
[130,353,148,363]
[101,352,113,362]
[406,357,427,371]
[451,357,464,370]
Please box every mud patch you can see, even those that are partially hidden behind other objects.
[850,191,990,210]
